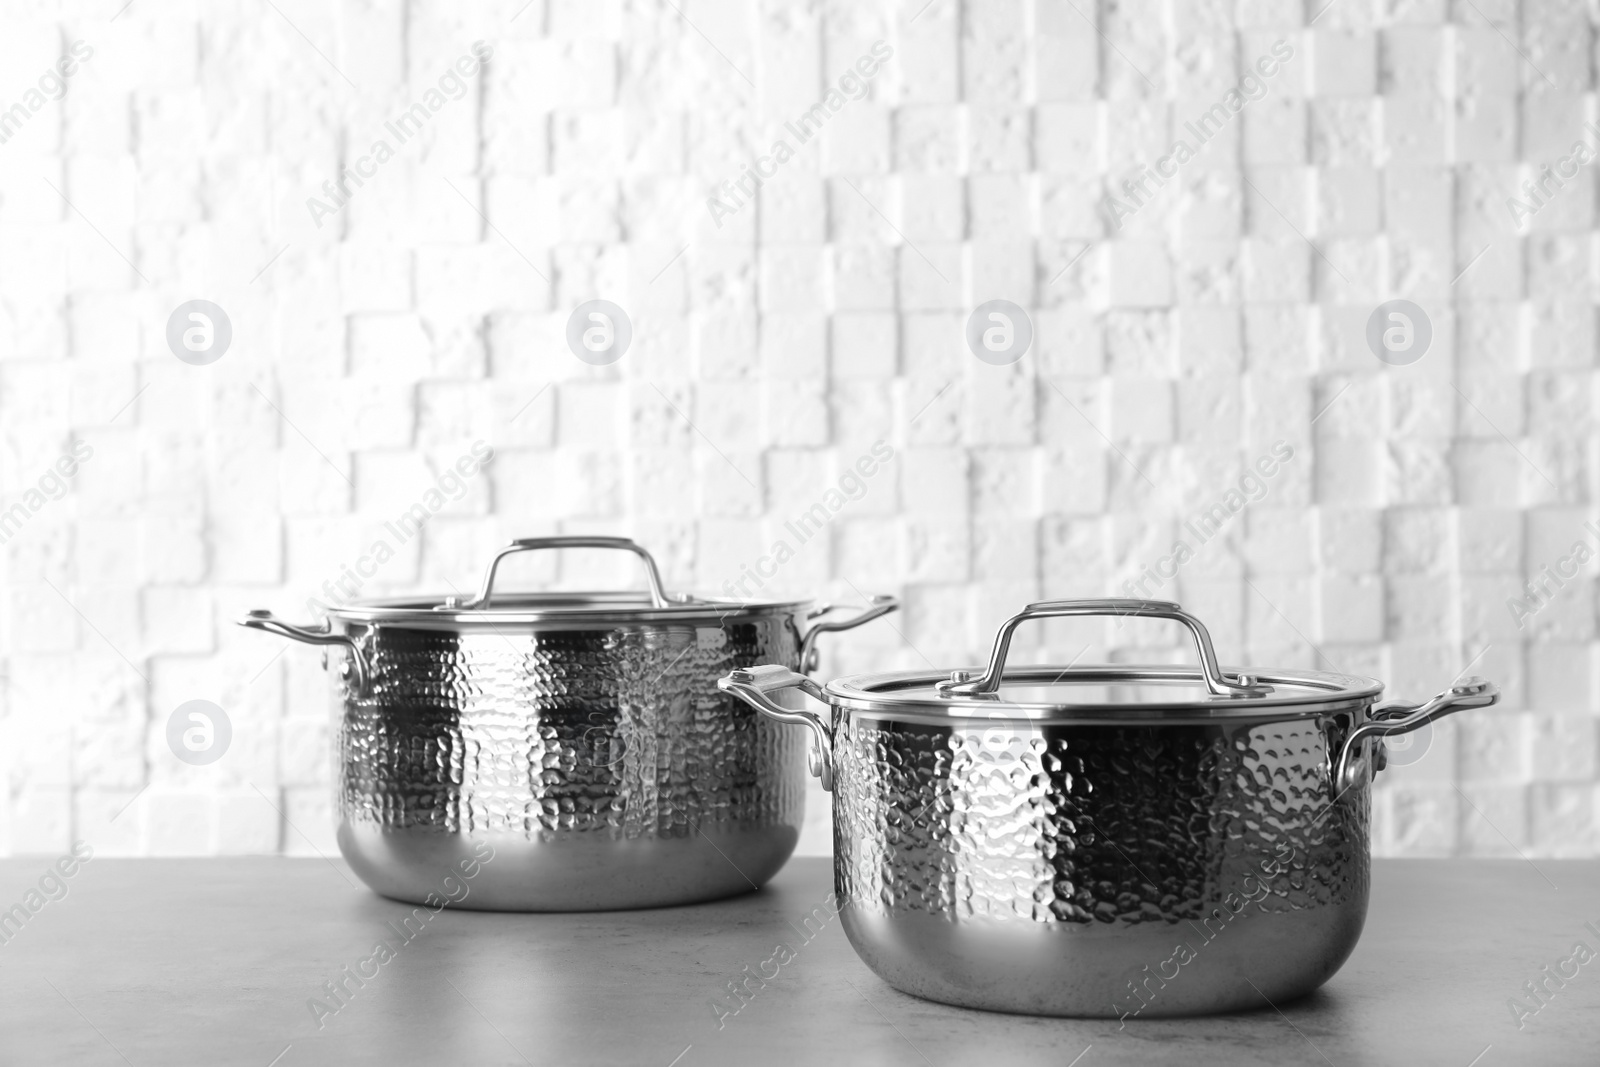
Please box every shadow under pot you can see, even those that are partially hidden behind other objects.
[239,536,895,912]
[719,597,1498,1017]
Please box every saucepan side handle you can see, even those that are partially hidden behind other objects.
[1333,677,1499,794]
[237,609,370,695]
[719,665,835,791]
[798,595,897,673]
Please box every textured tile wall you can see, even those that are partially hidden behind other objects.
[0,0,1595,859]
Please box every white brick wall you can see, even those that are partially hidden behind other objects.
[0,0,1596,859]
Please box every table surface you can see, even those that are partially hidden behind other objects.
[0,855,1596,1066]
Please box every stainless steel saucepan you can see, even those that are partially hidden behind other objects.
[240,536,895,911]
[719,598,1497,1017]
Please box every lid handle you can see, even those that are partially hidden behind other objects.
[449,537,670,610]
[936,598,1266,698]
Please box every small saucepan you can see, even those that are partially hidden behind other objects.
[719,598,1497,1016]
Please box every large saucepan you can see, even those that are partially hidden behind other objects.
[239,536,895,911]
[719,598,1497,1017]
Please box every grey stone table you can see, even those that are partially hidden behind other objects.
[0,856,1596,1066]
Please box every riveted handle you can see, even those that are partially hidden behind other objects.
[237,609,370,695]
[1333,677,1500,794]
[719,665,835,790]
[449,536,669,610]
[798,595,898,672]
[936,598,1266,698]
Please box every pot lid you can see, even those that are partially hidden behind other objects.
[822,599,1385,721]
[319,591,814,626]
[322,537,811,624]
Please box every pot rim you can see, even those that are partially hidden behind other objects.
[821,664,1386,723]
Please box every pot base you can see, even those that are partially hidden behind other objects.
[839,895,1366,1017]
[337,821,799,912]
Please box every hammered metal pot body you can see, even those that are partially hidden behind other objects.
[331,611,807,911]
[830,707,1372,1017]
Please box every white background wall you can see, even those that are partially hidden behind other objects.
[0,0,1595,859]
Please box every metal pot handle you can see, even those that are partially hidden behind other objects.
[449,536,670,610]
[798,595,898,672]
[937,598,1266,698]
[237,609,370,694]
[1333,677,1499,793]
[718,665,835,790]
